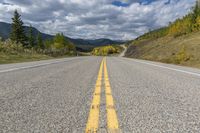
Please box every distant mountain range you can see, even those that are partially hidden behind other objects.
[0,22,123,51]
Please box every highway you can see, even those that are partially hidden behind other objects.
[0,57,200,132]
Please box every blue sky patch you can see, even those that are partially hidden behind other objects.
[139,0,157,5]
[112,1,129,7]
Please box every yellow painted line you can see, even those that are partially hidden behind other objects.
[85,59,104,133]
[104,58,120,132]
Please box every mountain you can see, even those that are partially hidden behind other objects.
[0,22,123,51]
[125,4,200,68]
[0,22,53,40]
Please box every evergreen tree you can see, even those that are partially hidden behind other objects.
[191,1,200,22]
[28,25,35,47]
[10,10,26,44]
[37,32,44,49]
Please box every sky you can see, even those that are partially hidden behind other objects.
[0,0,196,40]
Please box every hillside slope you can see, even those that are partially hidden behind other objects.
[126,32,200,68]
[126,2,200,68]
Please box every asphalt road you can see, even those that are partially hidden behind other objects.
[1,57,200,132]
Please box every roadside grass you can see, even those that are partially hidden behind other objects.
[125,31,200,68]
[0,52,52,64]
[0,40,76,64]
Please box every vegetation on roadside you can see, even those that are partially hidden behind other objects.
[0,39,52,64]
[0,10,76,63]
[126,2,200,68]
[92,45,123,56]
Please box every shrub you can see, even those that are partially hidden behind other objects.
[92,45,123,56]
[175,46,190,64]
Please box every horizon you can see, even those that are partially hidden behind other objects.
[0,21,127,41]
[0,0,196,40]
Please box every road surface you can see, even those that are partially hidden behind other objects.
[1,57,200,132]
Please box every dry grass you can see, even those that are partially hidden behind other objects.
[0,40,52,64]
[126,31,200,68]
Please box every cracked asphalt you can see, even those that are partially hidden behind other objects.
[1,56,200,132]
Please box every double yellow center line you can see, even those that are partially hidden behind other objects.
[85,58,120,133]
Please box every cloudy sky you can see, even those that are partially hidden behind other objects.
[0,0,196,40]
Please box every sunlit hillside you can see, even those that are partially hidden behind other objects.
[126,2,200,68]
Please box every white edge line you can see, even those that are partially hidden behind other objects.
[0,59,72,73]
[123,58,200,77]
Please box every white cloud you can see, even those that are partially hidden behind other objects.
[0,0,196,40]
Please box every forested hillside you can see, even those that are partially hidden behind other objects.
[126,2,200,68]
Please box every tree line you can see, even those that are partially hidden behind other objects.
[8,10,75,56]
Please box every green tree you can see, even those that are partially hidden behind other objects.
[191,1,200,30]
[53,33,75,50]
[10,10,26,45]
[192,1,200,22]
[37,32,44,49]
[53,33,66,49]
[44,39,53,49]
[28,25,35,47]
